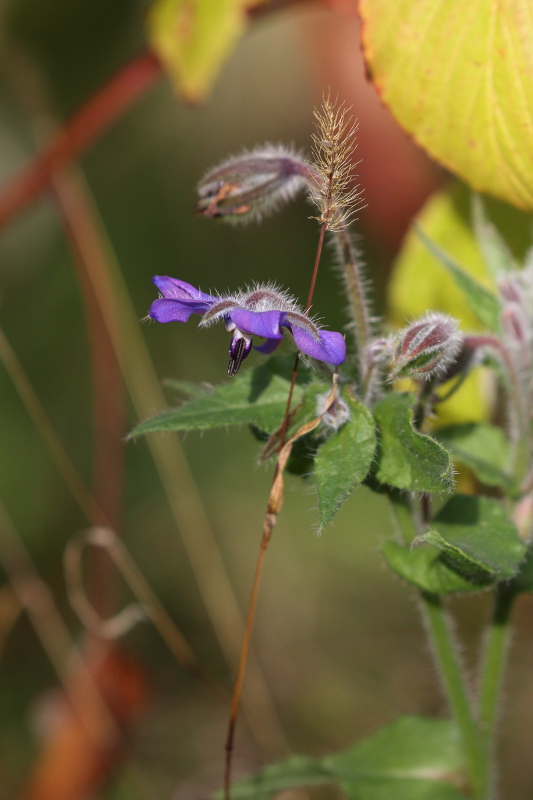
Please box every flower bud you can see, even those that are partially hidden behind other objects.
[391,314,462,380]
[196,145,312,224]
[364,336,394,369]
[498,275,525,305]
[502,303,532,348]
[316,389,351,430]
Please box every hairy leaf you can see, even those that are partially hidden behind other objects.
[327,716,467,800]
[420,495,526,582]
[388,183,531,429]
[373,393,453,492]
[383,541,488,594]
[164,379,213,398]
[436,423,515,494]
[510,546,533,593]
[130,360,306,437]
[315,393,376,530]
[360,0,533,210]
[223,716,467,799]
[471,194,516,280]
[416,226,500,332]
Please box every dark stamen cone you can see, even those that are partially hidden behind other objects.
[227,335,252,377]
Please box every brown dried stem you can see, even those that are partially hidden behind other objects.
[224,378,338,799]
[224,195,333,797]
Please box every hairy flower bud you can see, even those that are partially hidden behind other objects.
[391,314,462,380]
[502,304,532,348]
[316,389,351,430]
[365,336,394,369]
[499,275,525,305]
[195,145,312,224]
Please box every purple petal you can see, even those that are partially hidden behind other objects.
[230,308,284,339]
[152,276,215,303]
[254,338,282,355]
[290,326,346,365]
[149,298,209,323]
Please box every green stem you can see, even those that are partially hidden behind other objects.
[477,588,515,798]
[387,490,417,544]
[335,224,372,388]
[388,493,484,794]
[422,592,484,797]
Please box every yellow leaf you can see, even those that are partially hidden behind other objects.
[147,0,263,102]
[389,183,493,427]
[360,0,533,210]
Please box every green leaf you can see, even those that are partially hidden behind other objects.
[383,541,486,594]
[130,360,306,437]
[359,0,533,210]
[213,756,333,799]
[388,182,531,430]
[326,716,467,800]
[315,393,376,530]
[420,495,526,583]
[147,0,259,102]
[222,716,468,800]
[436,423,515,494]
[509,545,533,593]
[164,379,213,398]
[416,225,500,332]
[373,393,453,492]
[471,194,516,280]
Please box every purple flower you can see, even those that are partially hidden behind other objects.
[149,277,346,377]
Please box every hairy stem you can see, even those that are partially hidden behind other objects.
[387,491,417,543]
[477,588,515,798]
[422,593,484,797]
[389,493,485,795]
[464,334,530,484]
[335,224,372,387]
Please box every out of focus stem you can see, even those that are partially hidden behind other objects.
[421,593,485,797]
[388,493,485,796]
[464,334,530,485]
[336,222,372,385]
[0,51,162,232]
[477,588,515,798]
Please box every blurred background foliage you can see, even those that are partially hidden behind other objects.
[0,1,532,799]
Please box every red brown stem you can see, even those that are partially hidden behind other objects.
[306,222,327,312]
[224,519,273,799]
[0,51,162,231]
[223,221,329,799]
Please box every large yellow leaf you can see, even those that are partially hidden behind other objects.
[389,184,493,427]
[147,0,262,102]
[360,0,533,210]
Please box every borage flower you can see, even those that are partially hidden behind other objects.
[149,276,346,376]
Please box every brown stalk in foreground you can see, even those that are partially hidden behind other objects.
[224,96,360,799]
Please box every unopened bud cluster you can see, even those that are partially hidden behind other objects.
[390,314,463,380]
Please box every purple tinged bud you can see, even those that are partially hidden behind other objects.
[392,314,462,380]
[502,304,531,347]
[365,336,394,369]
[195,145,313,224]
[499,276,525,304]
